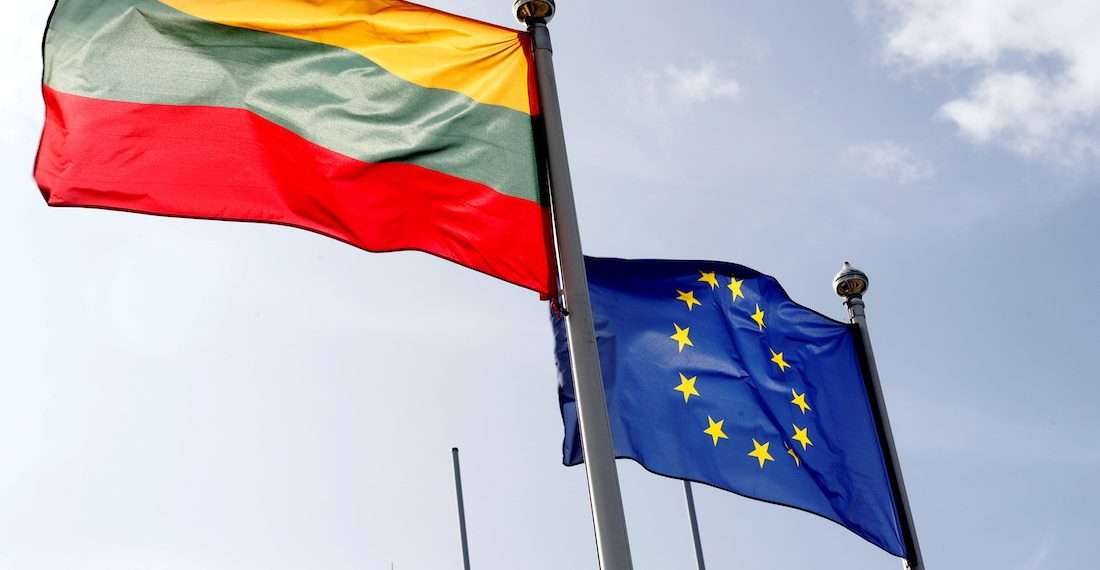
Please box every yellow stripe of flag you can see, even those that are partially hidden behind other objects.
[159,0,536,115]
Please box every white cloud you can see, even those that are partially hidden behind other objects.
[624,61,740,120]
[868,0,1100,158]
[664,62,741,103]
[844,141,934,184]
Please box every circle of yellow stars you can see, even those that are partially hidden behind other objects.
[668,268,816,470]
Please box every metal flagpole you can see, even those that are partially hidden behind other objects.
[451,448,472,570]
[833,262,924,570]
[513,2,634,569]
[683,481,707,570]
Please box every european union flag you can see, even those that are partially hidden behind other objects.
[553,257,906,557]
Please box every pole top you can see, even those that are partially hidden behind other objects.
[833,261,869,299]
[514,0,555,24]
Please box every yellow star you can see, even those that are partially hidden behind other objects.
[790,389,811,414]
[674,373,700,403]
[791,424,813,451]
[727,277,745,302]
[748,438,774,468]
[698,270,719,289]
[676,289,702,311]
[750,304,766,330]
[670,323,694,352]
[785,443,801,467]
[703,416,728,446]
[770,348,790,371]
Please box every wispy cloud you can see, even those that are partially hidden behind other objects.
[664,63,741,104]
[1018,528,1055,570]
[624,61,740,122]
[863,0,1100,160]
[844,141,935,184]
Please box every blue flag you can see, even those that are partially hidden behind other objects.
[553,257,906,557]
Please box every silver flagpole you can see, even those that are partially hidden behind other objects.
[683,481,707,570]
[513,2,634,569]
[451,448,472,570]
[834,263,924,570]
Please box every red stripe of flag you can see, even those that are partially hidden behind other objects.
[35,86,555,295]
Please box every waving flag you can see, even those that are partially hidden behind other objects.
[554,257,907,557]
[35,0,553,295]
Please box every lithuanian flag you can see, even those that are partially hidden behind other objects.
[35,0,554,295]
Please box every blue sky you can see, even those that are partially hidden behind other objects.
[2,1,1098,568]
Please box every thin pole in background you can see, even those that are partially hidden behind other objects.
[513,2,634,569]
[833,262,924,570]
[683,481,707,570]
[451,447,472,570]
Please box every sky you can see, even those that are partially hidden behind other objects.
[2,1,1098,569]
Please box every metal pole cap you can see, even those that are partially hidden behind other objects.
[833,261,869,298]
[514,0,555,24]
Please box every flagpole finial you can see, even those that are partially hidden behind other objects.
[514,0,555,24]
[833,261,869,299]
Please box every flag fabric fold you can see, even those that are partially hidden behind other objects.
[35,0,554,295]
[553,256,907,557]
